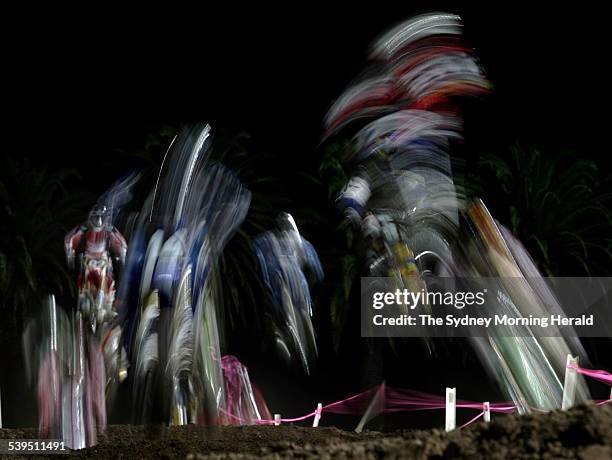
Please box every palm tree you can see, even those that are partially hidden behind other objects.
[317,139,360,352]
[0,157,95,342]
[211,129,293,334]
[473,145,612,276]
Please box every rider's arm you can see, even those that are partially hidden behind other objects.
[109,228,127,265]
[64,225,85,270]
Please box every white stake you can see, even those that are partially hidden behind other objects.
[273,414,281,426]
[445,387,456,432]
[312,403,322,427]
[609,388,612,402]
[0,385,3,429]
[562,354,579,411]
[483,402,490,423]
[355,382,385,433]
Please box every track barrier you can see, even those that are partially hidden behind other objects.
[224,357,611,431]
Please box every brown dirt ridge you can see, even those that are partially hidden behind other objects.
[1,403,611,459]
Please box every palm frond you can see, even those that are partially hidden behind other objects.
[473,145,612,275]
[0,157,94,330]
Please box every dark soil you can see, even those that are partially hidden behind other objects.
[1,403,611,459]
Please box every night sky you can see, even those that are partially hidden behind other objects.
[7,4,609,174]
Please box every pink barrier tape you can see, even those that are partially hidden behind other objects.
[569,364,612,386]
[596,399,611,406]
[322,386,382,414]
[224,366,612,427]
[230,384,519,426]
[384,387,517,414]
[459,411,484,429]
[269,411,318,424]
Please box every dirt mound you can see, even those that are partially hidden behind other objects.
[1,403,611,459]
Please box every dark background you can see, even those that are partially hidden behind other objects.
[2,4,611,429]
[6,4,609,176]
